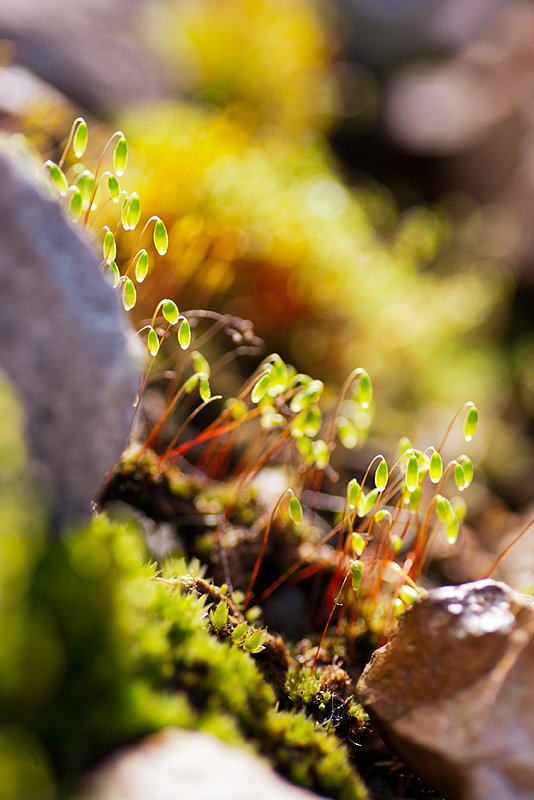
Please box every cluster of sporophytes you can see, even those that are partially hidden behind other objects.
[32,116,491,799]
[122,0,510,467]
[42,118,483,641]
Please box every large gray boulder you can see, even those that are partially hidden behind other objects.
[0,149,139,524]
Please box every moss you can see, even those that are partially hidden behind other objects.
[0,502,366,799]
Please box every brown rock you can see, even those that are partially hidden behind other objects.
[357,579,534,800]
[78,727,321,800]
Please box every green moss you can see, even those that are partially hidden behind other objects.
[0,394,365,799]
[0,508,369,798]
[286,664,322,707]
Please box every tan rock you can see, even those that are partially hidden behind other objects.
[357,579,534,800]
[78,728,321,800]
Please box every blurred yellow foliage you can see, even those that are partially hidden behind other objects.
[123,101,508,441]
[145,0,339,132]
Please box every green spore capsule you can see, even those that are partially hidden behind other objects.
[375,458,388,491]
[105,261,120,288]
[73,118,88,158]
[351,560,364,591]
[68,187,83,222]
[347,478,361,509]
[312,439,328,469]
[451,496,467,522]
[162,299,179,325]
[289,495,303,524]
[436,494,455,524]
[267,356,287,396]
[184,374,200,394]
[393,597,405,617]
[295,435,314,464]
[192,351,210,378]
[363,488,380,515]
[454,462,466,491]
[147,328,159,357]
[405,454,419,493]
[446,516,459,544]
[356,490,367,518]
[464,406,478,441]
[261,412,285,430]
[103,229,116,264]
[127,192,141,230]
[289,380,324,413]
[134,250,149,283]
[460,456,473,487]
[408,485,422,510]
[293,406,322,438]
[121,278,136,311]
[398,436,412,456]
[121,195,130,230]
[153,218,168,255]
[429,451,443,483]
[199,376,211,402]
[417,453,429,472]
[358,371,372,409]
[351,533,365,557]
[77,170,95,209]
[178,317,191,350]
[108,174,121,203]
[46,161,68,195]
[337,417,358,449]
[113,135,128,176]
[398,585,419,605]
[374,509,392,524]
[251,370,272,404]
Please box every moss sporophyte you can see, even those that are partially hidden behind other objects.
[42,117,491,643]
[33,114,524,800]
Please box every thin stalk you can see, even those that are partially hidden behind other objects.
[157,394,222,465]
[312,571,351,672]
[436,402,475,454]
[482,517,534,579]
[124,216,160,279]
[84,130,123,227]
[243,489,291,609]
[255,517,347,606]
[162,408,263,462]
[310,368,366,499]
[58,117,84,169]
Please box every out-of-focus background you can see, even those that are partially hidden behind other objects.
[3,0,534,581]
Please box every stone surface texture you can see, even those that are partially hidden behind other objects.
[78,727,320,800]
[357,578,534,800]
[0,149,139,522]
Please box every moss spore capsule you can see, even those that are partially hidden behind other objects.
[113,135,128,176]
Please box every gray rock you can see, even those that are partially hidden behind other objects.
[78,727,321,800]
[358,578,534,800]
[0,149,139,524]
